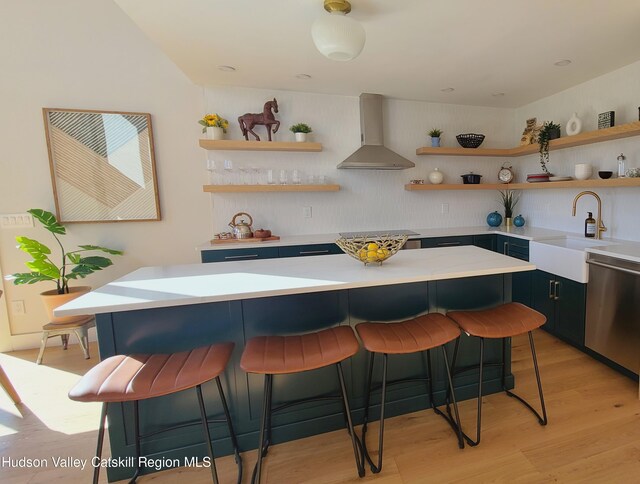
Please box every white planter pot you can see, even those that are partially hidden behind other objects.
[207,127,224,140]
[294,132,307,142]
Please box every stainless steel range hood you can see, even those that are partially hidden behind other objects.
[337,93,415,170]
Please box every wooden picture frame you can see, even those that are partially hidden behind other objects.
[43,108,161,223]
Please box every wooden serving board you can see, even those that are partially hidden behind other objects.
[210,236,280,245]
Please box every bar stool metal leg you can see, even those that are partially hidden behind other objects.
[336,362,365,478]
[439,346,464,449]
[93,403,108,484]
[361,352,387,474]
[197,384,220,484]
[214,376,243,484]
[252,374,273,484]
[129,400,142,483]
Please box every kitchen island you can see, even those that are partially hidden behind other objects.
[57,246,534,481]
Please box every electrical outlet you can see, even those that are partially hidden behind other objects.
[303,206,312,218]
[11,300,26,315]
[1,213,34,228]
[441,203,449,214]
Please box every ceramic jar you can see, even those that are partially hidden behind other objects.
[428,168,444,184]
[566,112,582,136]
[514,214,526,227]
[575,163,593,180]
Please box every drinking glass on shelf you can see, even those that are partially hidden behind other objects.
[319,175,327,185]
[250,166,261,184]
[223,159,234,185]
[292,169,301,185]
[307,174,316,185]
[267,169,275,185]
[239,165,250,184]
[279,169,288,185]
[206,159,219,184]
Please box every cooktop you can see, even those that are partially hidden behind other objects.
[339,229,419,238]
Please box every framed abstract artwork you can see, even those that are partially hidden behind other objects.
[42,108,161,223]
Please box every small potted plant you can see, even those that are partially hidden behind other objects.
[289,123,313,142]
[537,121,561,174]
[499,189,520,227]
[428,128,443,147]
[199,113,229,140]
[7,209,123,324]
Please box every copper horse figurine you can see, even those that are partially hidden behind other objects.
[238,98,280,141]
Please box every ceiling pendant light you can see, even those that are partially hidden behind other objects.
[312,0,365,61]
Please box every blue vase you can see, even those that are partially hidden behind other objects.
[514,214,526,227]
[431,137,440,147]
[486,211,503,227]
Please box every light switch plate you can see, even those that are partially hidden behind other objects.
[303,206,312,218]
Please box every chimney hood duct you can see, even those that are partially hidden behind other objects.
[337,93,415,170]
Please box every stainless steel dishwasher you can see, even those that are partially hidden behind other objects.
[585,253,640,376]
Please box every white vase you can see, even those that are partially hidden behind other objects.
[566,112,582,136]
[294,132,307,142]
[207,126,224,140]
[428,168,444,184]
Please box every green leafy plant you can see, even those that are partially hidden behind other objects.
[428,128,443,138]
[289,123,313,134]
[537,121,561,174]
[8,209,123,294]
[198,113,229,133]
[499,190,520,218]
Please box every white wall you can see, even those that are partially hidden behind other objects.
[204,87,515,235]
[512,61,640,240]
[0,0,204,347]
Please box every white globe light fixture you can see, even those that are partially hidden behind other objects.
[312,0,365,61]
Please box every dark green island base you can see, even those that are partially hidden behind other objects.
[96,273,514,481]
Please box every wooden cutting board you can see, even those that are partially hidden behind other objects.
[210,236,280,245]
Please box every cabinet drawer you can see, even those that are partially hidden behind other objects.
[497,235,529,260]
[473,235,496,251]
[421,236,473,248]
[201,247,280,263]
[278,243,342,258]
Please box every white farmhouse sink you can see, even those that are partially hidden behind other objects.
[530,237,618,283]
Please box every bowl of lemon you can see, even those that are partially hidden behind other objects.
[335,235,409,266]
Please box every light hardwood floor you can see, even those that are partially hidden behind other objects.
[1,330,639,483]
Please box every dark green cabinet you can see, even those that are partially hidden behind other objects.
[278,243,342,258]
[531,270,586,347]
[473,234,496,251]
[201,247,279,263]
[420,235,473,248]
[495,235,531,307]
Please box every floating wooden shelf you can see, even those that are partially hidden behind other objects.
[405,178,640,191]
[203,184,340,193]
[199,139,322,152]
[416,121,640,157]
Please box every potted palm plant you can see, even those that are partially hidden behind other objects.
[499,190,520,226]
[8,209,123,324]
[289,123,313,142]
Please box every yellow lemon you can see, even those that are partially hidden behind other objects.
[367,242,379,251]
[367,250,378,259]
[358,248,367,260]
[376,248,388,260]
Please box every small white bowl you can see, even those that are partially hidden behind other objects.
[574,163,593,180]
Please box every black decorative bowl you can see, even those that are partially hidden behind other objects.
[461,173,482,184]
[456,133,485,148]
[598,171,613,179]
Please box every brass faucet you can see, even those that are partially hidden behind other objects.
[572,191,607,239]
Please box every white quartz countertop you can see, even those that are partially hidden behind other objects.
[55,246,534,317]
[197,226,573,251]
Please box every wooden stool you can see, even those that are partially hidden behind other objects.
[356,313,464,474]
[240,326,364,483]
[0,364,21,405]
[36,316,95,365]
[69,343,242,484]
[447,302,548,446]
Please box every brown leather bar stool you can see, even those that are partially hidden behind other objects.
[69,343,242,484]
[240,326,364,483]
[447,302,548,446]
[356,313,464,474]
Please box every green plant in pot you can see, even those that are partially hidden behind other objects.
[428,128,443,147]
[537,121,561,174]
[499,189,520,226]
[8,209,123,324]
[289,123,312,142]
